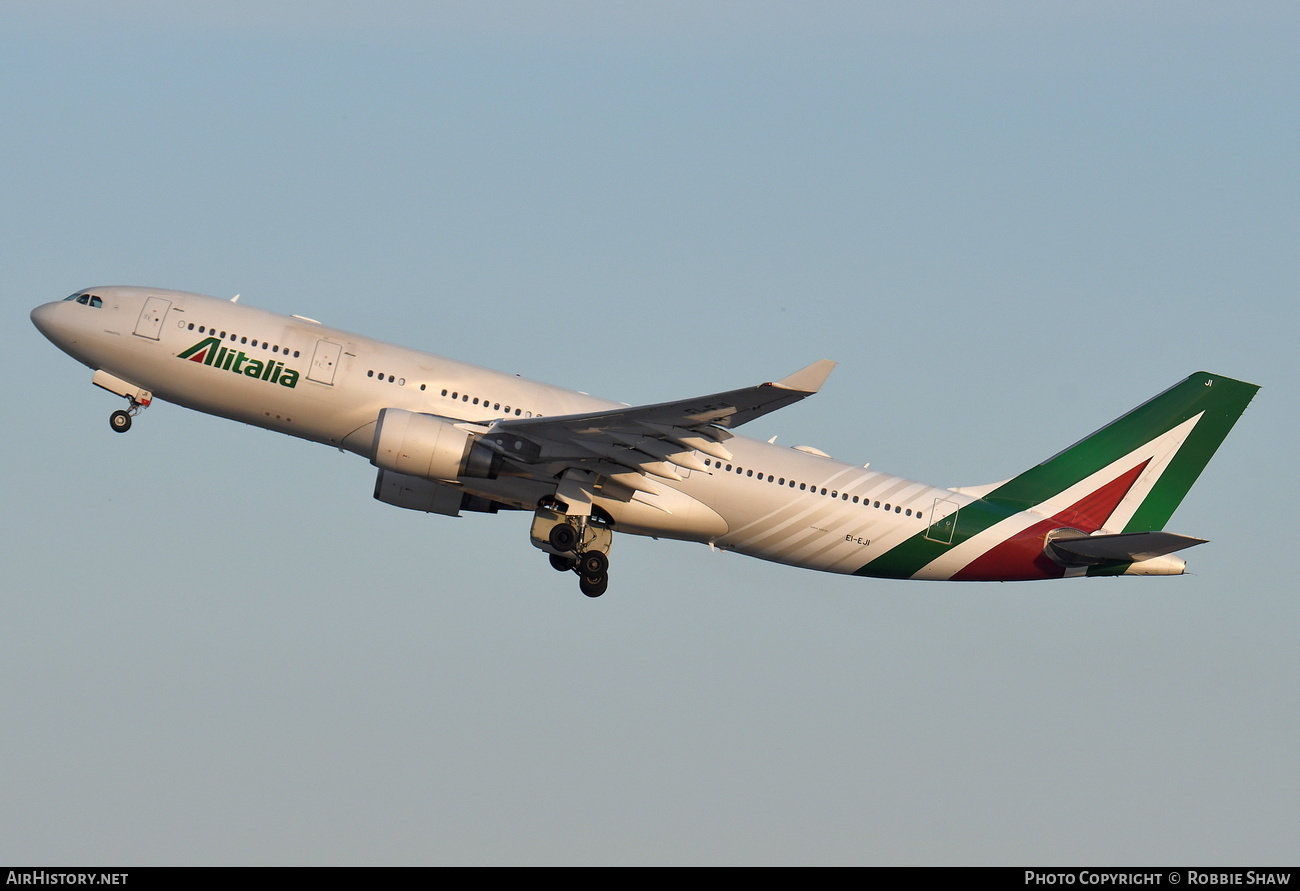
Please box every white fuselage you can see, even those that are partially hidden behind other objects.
[32,286,967,577]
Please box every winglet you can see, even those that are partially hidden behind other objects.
[775,359,836,393]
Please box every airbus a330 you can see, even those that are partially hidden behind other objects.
[32,287,1258,597]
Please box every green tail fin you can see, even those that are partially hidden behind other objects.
[983,372,1259,531]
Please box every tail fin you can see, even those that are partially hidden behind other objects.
[983,371,1259,533]
[857,372,1257,582]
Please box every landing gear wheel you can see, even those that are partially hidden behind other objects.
[549,553,577,572]
[578,551,609,576]
[548,523,579,553]
[579,572,609,598]
[110,410,132,433]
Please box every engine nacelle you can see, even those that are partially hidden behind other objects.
[374,469,465,515]
[370,408,501,482]
[372,468,507,516]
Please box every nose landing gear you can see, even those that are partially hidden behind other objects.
[92,370,151,434]
[108,398,148,433]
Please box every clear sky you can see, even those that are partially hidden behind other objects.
[3,1,1296,866]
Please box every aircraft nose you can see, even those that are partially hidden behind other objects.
[30,302,60,339]
[31,300,80,350]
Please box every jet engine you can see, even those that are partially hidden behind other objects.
[370,408,502,482]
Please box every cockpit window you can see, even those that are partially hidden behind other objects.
[66,293,103,308]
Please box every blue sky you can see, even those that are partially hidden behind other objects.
[4,2,1296,865]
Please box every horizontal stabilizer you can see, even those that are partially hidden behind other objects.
[1047,531,1207,566]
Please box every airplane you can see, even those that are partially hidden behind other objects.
[31,286,1258,597]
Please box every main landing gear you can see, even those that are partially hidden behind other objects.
[532,502,614,598]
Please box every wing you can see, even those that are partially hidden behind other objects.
[475,359,836,492]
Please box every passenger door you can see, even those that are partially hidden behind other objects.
[308,340,342,385]
[133,296,172,340]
